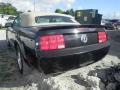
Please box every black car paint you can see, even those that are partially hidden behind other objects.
[6,24,110,73]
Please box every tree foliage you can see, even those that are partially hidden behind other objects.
[0,3,22,15]
[55,9,75,16]
[55,9,64,14]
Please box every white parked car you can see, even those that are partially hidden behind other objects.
[5,16,16,27]
[0,14,14,28]
[0,17,6,28]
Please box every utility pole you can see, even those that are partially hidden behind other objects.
[34,0,35,12]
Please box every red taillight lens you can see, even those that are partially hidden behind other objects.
[98,32,107,43]
[39,35,65,51]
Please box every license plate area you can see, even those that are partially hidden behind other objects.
[64,33,98,48]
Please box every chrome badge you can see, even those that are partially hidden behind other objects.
[81,34,88,43]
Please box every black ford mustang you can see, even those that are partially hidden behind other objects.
[6,12,110,74]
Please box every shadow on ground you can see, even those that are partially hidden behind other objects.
[0,40,8,52]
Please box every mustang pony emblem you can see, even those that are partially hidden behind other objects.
[81,34,88,43]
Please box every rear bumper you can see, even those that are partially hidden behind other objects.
[37,42,110,74]
[36,41,110,58]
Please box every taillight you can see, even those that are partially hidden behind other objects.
[39,34,65,51]
[98,32,107,43]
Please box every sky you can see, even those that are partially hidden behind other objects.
[0,0,120,19]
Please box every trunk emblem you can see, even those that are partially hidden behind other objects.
[81,34,88,43]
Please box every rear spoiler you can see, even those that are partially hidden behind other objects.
[39,24,104,31]
[79,24,104,28]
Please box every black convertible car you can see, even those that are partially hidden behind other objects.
[6,12,110,74]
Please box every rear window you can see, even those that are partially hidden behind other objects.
[35,15,76,23]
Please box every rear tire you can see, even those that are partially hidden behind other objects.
[16,45,23,74]
[16,45,32,75]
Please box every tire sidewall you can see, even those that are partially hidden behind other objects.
[16,46,23,74]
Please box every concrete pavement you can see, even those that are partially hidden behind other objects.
[0,29,6,40]
[0,29,7,51]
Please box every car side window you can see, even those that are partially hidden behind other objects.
[13,17,21,27]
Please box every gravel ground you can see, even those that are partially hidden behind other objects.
[0,29,120,90]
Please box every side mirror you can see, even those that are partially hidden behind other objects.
[5,23,13,28]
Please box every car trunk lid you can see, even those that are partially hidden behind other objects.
[37,25,106,51]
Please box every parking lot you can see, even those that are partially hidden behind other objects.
[1,29,120,90]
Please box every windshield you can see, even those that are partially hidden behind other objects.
[8,16,15,20]
[35,15,77,24]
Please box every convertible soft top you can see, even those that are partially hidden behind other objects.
[20,12,76,27]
